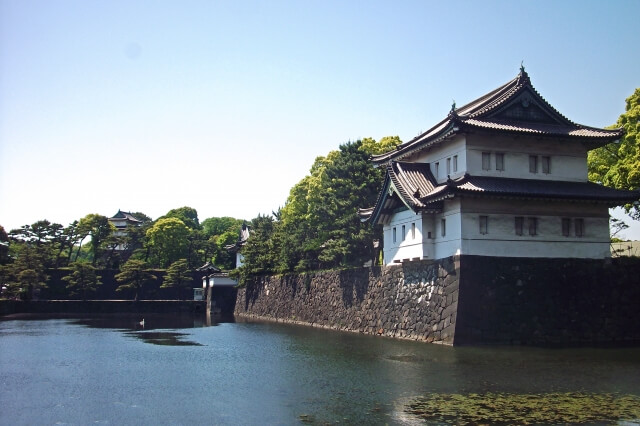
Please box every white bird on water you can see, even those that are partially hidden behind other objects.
[139,319,145,328]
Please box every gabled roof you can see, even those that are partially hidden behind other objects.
[359,161,443,225]
[372,69,623,165]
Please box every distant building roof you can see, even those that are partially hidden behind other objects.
[225,223,251,252]
[109,210,143,228]
[196,262,221,273]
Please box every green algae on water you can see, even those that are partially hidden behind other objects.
[405,392,640,424]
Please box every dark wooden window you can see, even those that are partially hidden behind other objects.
[515,217,524,236]
[482,152,491,170]
[479,216,488,235]
[496,153,504,171]
[542,156,551,174]
[529,155,538,173]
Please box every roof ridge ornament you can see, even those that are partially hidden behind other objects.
[518,62,530,85]
[449,100,458,118]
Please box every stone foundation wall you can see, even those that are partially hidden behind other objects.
[235,256,640,346]
[235,257,460,344]
[455,256,640,345]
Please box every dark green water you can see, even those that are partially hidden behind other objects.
[1,314,639,425]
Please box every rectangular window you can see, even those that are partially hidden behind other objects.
[434,162,439,178]
[496,153,504,171]
[453,155,458,173]
[446,157,451,175]
[562,218,571,237]
[393,227,397,243]
[402,225,406,241]
[575,218,584,237]
[441,218,446,237]
[542,156,551,174]
[515,217,524,236]
[482,152,491,170]
[528,217,538,236]
[411,223,416,239]
[529,155,538,173]
[479,215,488,235]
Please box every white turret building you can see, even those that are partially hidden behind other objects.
[360,69,639,264]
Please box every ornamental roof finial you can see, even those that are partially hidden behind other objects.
[520,60,525,73]
[451,99,456,111]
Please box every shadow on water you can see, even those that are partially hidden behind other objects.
[125,330,204,346]
[2,312,236,346]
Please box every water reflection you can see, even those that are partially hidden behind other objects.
[68,312,220,331]
[1,315,639,425]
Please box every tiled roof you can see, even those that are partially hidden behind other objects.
[372,69,623,164]
[388,162,438,208]
[361,166,639,225]
[196,262,221,273]
[224,223,251,252]
[109,210,143,223]
[461,119,620,138]
[361,161,443,224]
[423,175,640,204]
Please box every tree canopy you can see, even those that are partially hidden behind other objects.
[146,217,191,268]
[161,258,193,300]
[115,259,157,301]
[63,261,102,300]
[588,88,640,218]
[232,137,399,284]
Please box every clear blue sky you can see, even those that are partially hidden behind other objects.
[1,0,639,238]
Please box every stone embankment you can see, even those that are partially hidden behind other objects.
[235,257,460,344]
[235,256,640,346]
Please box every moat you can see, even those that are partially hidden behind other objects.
[1,314,639,425]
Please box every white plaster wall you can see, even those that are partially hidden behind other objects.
[383,208,425,264]
[208,276,237,287]
[410,135,467,183]
[458,198,611,258]
[466,136,588,181]
[433,199,462,259]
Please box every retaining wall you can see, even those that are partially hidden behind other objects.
[234,256,640,346]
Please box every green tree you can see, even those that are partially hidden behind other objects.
[0,243,48,300]
[277,138,393,271]
[115,259,157,301]
[201,216,245,269]
[231,214,279,285]
[146,217,191,268]
[63,261,102,300]
[588,88,640,218]
[360,135,402,156]
[159,206,200,230]
[77,214,114,266]
[0,225,10,265]
[161,258,193,300]
[201,217,244,237]
[211,230,240,270]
